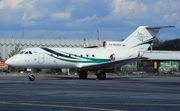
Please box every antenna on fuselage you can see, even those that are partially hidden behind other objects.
[97,30,99,40]
[84,39,86,47]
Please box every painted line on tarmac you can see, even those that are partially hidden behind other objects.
[1,101,180,107]
[0,101,126,111]
[123,103,180,107]
[117,82,129,87]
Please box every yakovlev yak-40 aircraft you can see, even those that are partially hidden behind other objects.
[5,26,175,81]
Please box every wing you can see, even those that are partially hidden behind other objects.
[80,56,148,71]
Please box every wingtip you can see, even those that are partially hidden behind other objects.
[137,56,149,59]
[146,25,175,29]
[167,26,175,28]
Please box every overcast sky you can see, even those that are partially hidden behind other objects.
[0,0,179,41]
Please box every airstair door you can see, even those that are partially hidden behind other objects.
[38,53,44,64]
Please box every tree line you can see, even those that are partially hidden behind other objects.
[150,38,180,51]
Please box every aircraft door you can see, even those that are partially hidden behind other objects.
[38,53,44,64]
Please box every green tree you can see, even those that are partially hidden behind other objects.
[162,38,180,49]
[0,53,2,60]
[152,38,180,50]
[153,38,163,47]
[8,44,22,58]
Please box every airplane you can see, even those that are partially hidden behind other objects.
[5,26,175,81]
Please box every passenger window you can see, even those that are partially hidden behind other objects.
[92,54,94,57]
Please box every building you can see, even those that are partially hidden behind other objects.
[0,38,103,59]
[142,51,180,73]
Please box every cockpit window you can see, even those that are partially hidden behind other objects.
[19,50,33,54]
[25,51,28,54]
[19,51,25,54]
[29,51,32,54]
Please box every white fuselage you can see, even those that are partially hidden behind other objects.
[6,47,139,69]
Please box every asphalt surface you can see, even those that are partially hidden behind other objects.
[0,74,180,111]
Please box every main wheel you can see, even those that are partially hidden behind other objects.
[97,71,106,80]
[29,75,35,81]
[78,71,88,79]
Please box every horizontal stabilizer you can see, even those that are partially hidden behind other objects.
[146,26,175,29]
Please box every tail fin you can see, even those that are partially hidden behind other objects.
[122,26,175,51]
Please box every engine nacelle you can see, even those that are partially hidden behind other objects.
[102,41,125,48]
[110,54,115,61]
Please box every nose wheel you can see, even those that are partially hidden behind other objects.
[28,72,35,81]
[28,75,35,81]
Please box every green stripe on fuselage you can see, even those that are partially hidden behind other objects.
[46,53,110,63]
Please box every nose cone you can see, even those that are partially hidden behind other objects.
[5,56,19,67]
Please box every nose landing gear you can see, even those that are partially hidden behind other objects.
[28,72,35,81]
[27,68,35,81]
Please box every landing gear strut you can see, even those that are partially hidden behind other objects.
[28,74,35,81]
[77,70,88,79]
[27,68,35,81]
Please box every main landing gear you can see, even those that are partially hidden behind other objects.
[96,70,106,80]
[77,70,88,79]
[77,70,106,80]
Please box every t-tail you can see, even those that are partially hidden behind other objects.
[122,26,175,51]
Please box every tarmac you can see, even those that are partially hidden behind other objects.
[0,74,180,111]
